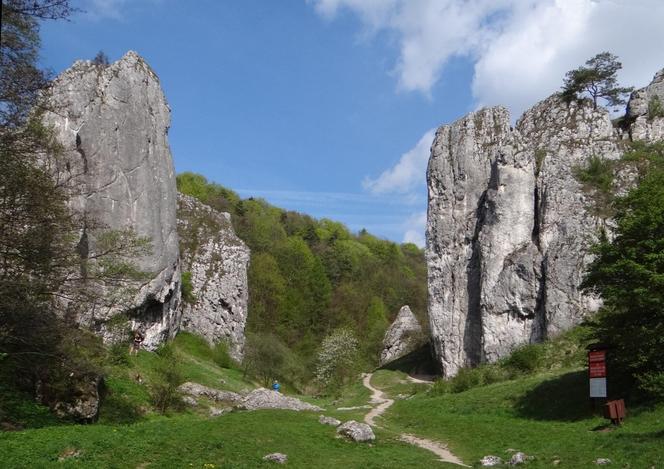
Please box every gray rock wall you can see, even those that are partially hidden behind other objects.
[426,68,663,377]
[177,193,250,360]
[44,51,181,349]
[379,305,423,366]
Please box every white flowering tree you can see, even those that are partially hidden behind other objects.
[315,328,360,393]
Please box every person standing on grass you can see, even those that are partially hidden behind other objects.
[130,330,144,355]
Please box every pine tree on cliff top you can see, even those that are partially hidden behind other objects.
[561,52,634,109]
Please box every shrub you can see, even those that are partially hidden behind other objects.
[647,95,664,120]
[574,155,614,194]
[428,378,451,396]
[243,333,294,387]
[150,344,184,414]
[181,271,196,304]
[107,342,130,366]
[450,367,484,393]
[212,341,236,369]
[503,344,545,375]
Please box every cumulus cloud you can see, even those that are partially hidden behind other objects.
[402,211,427,247]
[363,128,436,194]
[310,0,664,117]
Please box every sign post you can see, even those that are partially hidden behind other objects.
[587,344,608,412]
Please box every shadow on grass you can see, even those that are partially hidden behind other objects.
[611,429,664,443]
[515,370,595,421]
[98,391,145,425]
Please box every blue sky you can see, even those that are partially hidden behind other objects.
[39,0,664,246]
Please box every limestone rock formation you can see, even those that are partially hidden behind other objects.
[44,51,181,349]
[628,69,664,142]
[319,415,341,426]
[263,453,288,464]
[238,388,322,412]
[336,420,376,442]
[426,67,664,377]
[379,305,424,366]
[177,381,243,405]
[177,193,250,360]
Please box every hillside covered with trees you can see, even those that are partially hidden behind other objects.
[176,172,428,389]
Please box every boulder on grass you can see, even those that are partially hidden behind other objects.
[336,420,375,442]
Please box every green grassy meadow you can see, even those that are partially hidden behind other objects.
[386,369,664,468]
[2,332,663,468]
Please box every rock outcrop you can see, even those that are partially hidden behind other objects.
[44,51,181,349]
[336,420,376,442]
[379,305,424,366]
[628,69,664,142]
[426,68,664,377]
[238,388,322,412]
[177,193,250,360]
[177,381,243,405]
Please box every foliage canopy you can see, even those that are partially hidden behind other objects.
[561,52,633,109]
[583,142,664,400]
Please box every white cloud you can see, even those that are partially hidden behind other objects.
[402,211,427,247]
[363,128,435,194]
[310,0,664,117]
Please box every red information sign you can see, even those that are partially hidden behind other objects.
[589,350,607,378]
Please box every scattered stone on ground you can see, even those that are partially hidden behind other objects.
[595,458,612,465]
[319,415,341,426]
[552,458,561,465]
[182,396,198,407]
[209,407,231,417]
[58,448,81,462]
[238,388,322,412]
[480,455,503,466]
[263,453,288,464]
[178,382,243,404]
[336,420,375,442]
[509,452,527,465]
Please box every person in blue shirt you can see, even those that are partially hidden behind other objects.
[272,380,280,392]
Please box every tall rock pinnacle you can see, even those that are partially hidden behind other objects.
[44,51,181,348]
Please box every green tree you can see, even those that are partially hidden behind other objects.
[561,52,633,109]
[315,328,360,394]
[583,143,664,399]
[0,0,153,417]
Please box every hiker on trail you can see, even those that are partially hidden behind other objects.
[130,330,144,355]
[272,380,280,393]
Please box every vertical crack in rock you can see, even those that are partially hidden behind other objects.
[43,51,182,349]
[75,133,88,174]
[427,67,664,377]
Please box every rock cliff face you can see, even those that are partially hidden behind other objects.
[177,193,250,360]
[426,68,664,377]
[44,51,181,349]
[379,305,423,366]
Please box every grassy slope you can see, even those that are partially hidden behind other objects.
[1,334,451,468]
[0,410,446,468]
[384,369,664,468]
[4,332,663,468]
